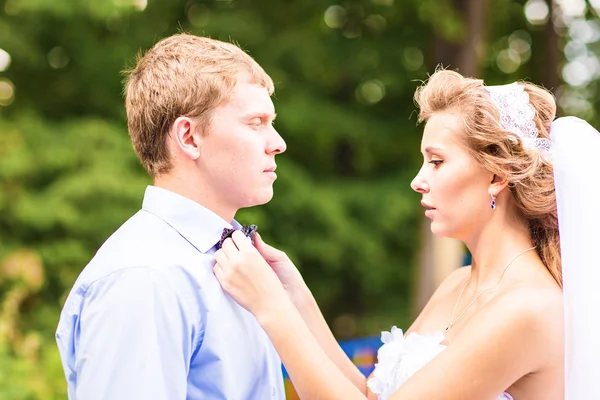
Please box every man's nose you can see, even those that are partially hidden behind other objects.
[267,127,286,155]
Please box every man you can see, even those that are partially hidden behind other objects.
[56,33,287,400]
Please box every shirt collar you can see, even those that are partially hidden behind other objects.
[141,185,241,253]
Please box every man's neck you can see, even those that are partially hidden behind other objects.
[153,174,236,223]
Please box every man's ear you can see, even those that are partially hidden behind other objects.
[171,116,202,161]
[489,174,509,198]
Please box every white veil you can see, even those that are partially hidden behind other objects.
[551,116,600,399]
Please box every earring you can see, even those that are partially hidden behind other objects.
[490,193,496,210]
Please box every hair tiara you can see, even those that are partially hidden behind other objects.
[485,82,552,162]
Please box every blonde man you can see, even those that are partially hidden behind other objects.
[56,33,287,400]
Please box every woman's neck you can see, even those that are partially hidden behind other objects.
[464,208,535,289]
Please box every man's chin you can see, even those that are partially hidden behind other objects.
[243,189,274,208]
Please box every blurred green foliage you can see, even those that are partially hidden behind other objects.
[1,0,598,398]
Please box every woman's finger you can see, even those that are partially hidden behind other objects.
[213,262,225,283]
[254,232,263,247]
[221,237,239,256]
[215,248,229,268]
[254,232,286,262]
[231,230,254,252]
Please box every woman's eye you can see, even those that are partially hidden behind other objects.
[429,160,443,167]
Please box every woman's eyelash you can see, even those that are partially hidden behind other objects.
[429,160,443,166]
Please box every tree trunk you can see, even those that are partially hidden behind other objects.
[414,0,489,314]
[544,0,560,93]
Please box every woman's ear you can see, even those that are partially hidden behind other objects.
[488,174,509,198]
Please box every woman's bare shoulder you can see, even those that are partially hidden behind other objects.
[463,284,564,370]
[390,278,563,399]
[493,284,563,327]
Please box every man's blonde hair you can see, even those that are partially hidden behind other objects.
[123,33,274,177]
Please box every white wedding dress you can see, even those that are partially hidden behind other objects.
[366,326,513,400]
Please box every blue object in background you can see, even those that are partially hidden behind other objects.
[282,335,382,380]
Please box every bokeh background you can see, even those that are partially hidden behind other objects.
[1,0,599,398]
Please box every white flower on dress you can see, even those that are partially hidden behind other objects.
[366,326,447,400]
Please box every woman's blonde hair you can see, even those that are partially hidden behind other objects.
[414,70,561,286]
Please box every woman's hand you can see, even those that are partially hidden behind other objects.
[214,231,290,319]
[253,232,312,308]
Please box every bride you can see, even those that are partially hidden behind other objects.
[213,70,600,399]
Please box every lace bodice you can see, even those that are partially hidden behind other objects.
[366,327,514,400]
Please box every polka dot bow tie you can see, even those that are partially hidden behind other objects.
[218,224,258,249]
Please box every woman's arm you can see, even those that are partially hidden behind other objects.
[294,292,367,391]
[260,297,367,399]
[214,232,561,399]
[249,232,366,391]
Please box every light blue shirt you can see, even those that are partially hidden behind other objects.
[56,186,284,400]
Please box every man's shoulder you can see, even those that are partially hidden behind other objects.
[69,210,213,300]
[98,209,172,252]
[87,210,199,270]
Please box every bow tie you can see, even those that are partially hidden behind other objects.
[218,224,258,249]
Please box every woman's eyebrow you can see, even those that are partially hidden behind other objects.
[424,146,444,154]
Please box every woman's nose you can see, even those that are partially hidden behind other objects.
[411,166,429,194]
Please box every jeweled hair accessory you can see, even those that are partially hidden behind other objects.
[485,82,552,162]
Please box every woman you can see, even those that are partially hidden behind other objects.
[213,70,599,399]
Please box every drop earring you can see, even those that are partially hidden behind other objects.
[490,193,496,210]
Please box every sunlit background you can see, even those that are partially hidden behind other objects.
[1,0,598,398]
